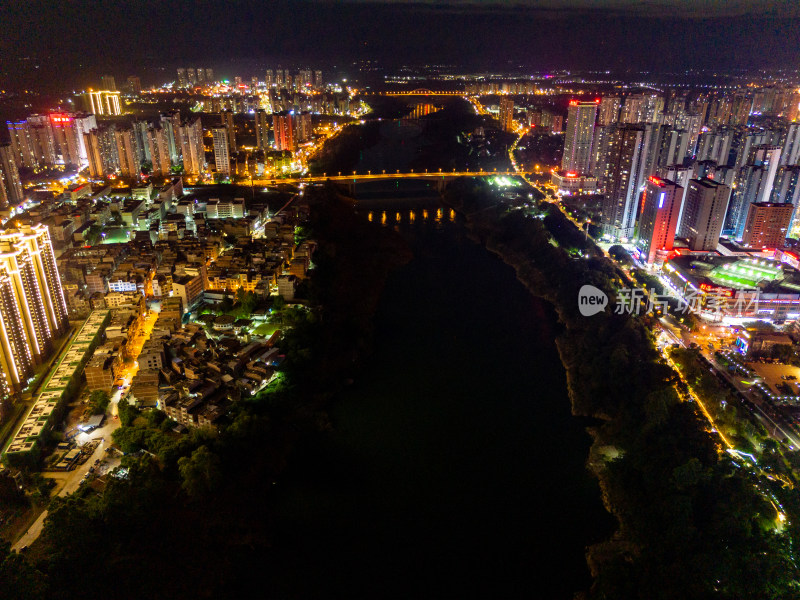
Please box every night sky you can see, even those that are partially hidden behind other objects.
[1,0,799,90]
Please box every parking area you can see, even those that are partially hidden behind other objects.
[748,362,800,395]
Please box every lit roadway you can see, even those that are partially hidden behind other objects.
[11,309,159,552]
[487,95,800,473]
[250,170,525,186]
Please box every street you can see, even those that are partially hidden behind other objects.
[10,311,158,551]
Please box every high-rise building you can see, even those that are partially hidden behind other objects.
[658,128,691,168]
[314,70,323,90]
[251,76,259,92]
[680,178,731,251]
[84,130,105,178]
[177,68,188,88]
[187,68,197,86]
[781,123,800,167]
[600,124,647,239]
[72,113,97,164]
[114,128,139,178]
[147,126,171,176]
[0,144,23,209]
[49,113,82,168]
[266,70,274,88]
[275,69,284,88]
[127,76,142,94]
[255,109,270,151]
[741,202,793,248]
[695,127,735,166]
[598,96,621,126]
[83,91,121,116]
[773,165,800,207]
[159,111,181,165]
[26,117,57,168]
[0,225,68,396]
[205,68,214,83]
[293,111,312,143]
[196,69,205,85]
[179,116,205,176]
[562,100,598,174]
[499,97,515,133]
[212,127,231,176]
[636,177,684,265]
[221,110,236,151]
[272,111,295,151]
[6,121,38,169]
[100,75,117,91]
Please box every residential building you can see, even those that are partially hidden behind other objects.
[636,176,684,265]
[561,100,598,174]
[680,178,731,251]
[741,202,793,248]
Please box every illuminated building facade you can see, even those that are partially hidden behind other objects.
[636,176,683,265]
[0,225,68,397]
[179,116,205,176]
[255,109,270,151]
[600,124,647,239]
[499,97,515,133]
[0,144,23,208]
[680,178,731,251]
[212,127,232,176]
[561,100,598,174]
[741,202,793,249]
[272,111,295,152]
[83,90,122,116]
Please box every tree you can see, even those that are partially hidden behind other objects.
[117,398,139,427]
[0,541,49,599]
[89,390,110,414]
[177,445,221,498]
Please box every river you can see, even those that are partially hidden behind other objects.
[267,194,613,598]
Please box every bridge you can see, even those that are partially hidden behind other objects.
[250,170,525,193]
[366,89,465,97]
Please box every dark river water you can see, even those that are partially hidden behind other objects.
[268,196,613,599]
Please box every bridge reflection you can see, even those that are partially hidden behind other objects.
[366,207,456,225]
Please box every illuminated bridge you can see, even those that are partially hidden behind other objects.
[250,170,526,193]
[367,89,465,96]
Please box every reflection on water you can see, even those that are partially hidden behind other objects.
[366,205,451,227]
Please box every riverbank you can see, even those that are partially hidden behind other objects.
[443,178,800,599]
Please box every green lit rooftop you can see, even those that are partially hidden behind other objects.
[707,258,783,289]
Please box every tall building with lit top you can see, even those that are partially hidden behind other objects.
[562,100,598,174]
[0,225,68,396]
[636,177,683,265]
[83,91,121,116]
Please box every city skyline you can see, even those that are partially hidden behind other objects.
[2,1,800,93]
